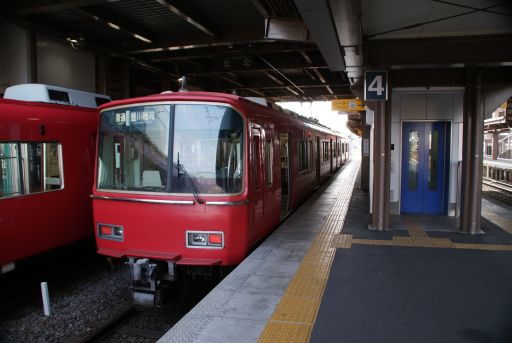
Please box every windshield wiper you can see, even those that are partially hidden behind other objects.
[176,153,204,204]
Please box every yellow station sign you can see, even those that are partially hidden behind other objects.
[332,99,365,112]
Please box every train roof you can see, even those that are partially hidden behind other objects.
[100,91,342,136]
[3,84,111,109]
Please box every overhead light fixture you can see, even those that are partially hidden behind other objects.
[66,34,85,50]
[133,34,152,44]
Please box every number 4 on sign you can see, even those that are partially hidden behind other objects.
[365,70,388,100]
[368,75,384,96]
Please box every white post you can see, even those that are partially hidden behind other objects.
[40,282,51,316]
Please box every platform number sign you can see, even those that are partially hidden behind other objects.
[364,70,388,101]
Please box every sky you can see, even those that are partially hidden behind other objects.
[277,101,350,136]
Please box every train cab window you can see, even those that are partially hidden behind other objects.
[173,104,243,194]
[265,140,273,186]
[0,143,22,198]
[98,105,171,192]
[0,142,63,198]
[97,103,244,195]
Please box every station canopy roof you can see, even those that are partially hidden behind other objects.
[1,0,511,117]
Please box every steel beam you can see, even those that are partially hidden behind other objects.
[367,35,512,67]
[154,0,217,37]
[8,0,120,16]
[293,0,346,71]
[75,8,153,43]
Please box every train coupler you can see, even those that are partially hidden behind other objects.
[127,257,176,306]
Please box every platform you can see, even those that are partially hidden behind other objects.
[483,158,512,182]
[158,159,512,343]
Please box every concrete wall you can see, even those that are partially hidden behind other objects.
[37,33,95,92]
[390,88,464,215]
[0,23,31,94]
[0,23,96,95]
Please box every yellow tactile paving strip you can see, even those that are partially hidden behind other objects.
[258,161,512,343]
[258,162,359,343]
[336,221,512,251]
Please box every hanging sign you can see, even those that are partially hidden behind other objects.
[364,70,388,101]
[331,99,365,112]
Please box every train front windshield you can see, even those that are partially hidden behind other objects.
[97,103,244,194]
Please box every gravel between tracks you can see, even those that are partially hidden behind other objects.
[482,184,512,207]
[0,262,131,343]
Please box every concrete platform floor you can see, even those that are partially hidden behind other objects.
[157,159,360,343]
[158,159,512,343]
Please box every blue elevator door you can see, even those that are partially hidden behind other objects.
[401,122,450,214]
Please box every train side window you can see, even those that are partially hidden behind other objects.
[0,142,63,198]
[298,140,305,172]
[265,140,273,186]
[306,141,313,169]
[44,143,63,190]
[253,135,261,189]
[25,143,43,193]
[322,141,329,162]
[0,143,22,198]
[298,140,312,172]
[23,142,63,193]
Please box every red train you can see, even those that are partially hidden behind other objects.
[0,84,110,273]
[92,91,349,304]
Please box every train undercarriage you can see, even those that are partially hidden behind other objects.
[127,257,224,306]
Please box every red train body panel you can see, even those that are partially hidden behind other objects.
[92,91,348,303]
[0,85,109,272]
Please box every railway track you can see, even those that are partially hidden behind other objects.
[482,177,512,206]
[482,177,512,195]
[59,275,219,343]
[1,250,221,343]
[65,304,167,343]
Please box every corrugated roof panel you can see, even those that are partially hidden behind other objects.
[102,0,194,34]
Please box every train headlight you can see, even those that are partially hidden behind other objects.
[97,223,124,241]
[186,231,224,248]
[190,232,207,246]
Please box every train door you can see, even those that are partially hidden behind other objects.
[401,122,450,214]
[279,133,290,217]
[315,136,320,186]
[334,139,338,168]
[330,139,333,174]
[251,126,264,240]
